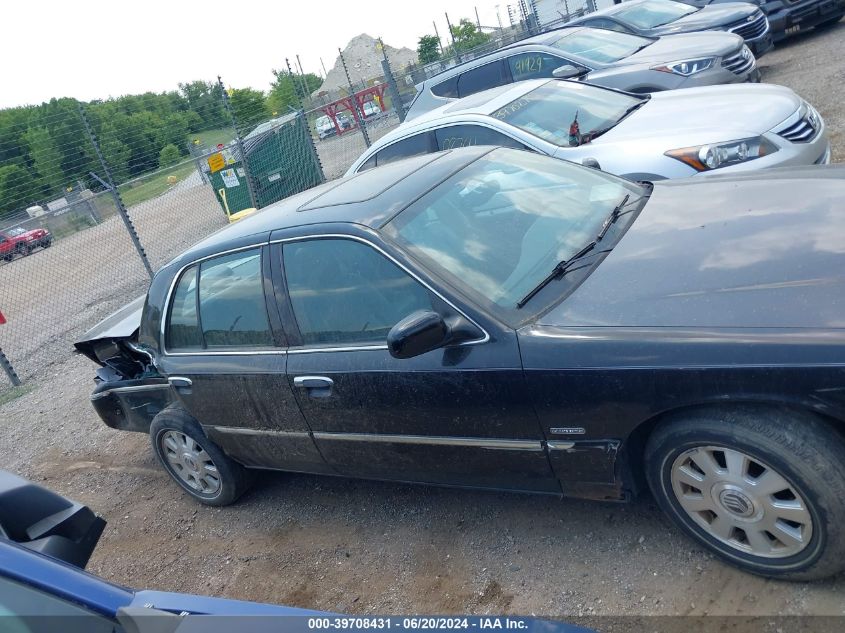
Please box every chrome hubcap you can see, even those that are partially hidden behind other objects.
[160,430,221,495]
[670,446,812,558]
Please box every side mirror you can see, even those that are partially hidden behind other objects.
[387,310,479,359]
[552,64,587,79]
[581,157,601,170]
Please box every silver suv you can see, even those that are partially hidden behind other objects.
[407,27,757,120]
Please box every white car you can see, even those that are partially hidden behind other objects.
[316,113,354,140]
[346,79,830,181]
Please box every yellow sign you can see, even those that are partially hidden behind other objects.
[207,152,225,173]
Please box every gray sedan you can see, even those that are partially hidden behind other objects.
[569,0,773,56]
[407,27,757,119]
[348,79,830,181]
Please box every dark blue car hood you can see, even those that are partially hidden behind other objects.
[535,165,845,330]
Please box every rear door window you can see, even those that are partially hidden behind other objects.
[457,60,510,98]
[434,125,527,150]
[165,248,274,351]
[199,250,273,348]
[507,52,570,81]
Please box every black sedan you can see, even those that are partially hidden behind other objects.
[76,147,845,581]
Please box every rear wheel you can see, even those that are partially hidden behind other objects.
[645,407,845,580]
[150,408,252,506]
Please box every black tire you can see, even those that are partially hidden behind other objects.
[41,239,52,248]
[150,407,252,506]
[644,406,845,580]
[816,13,843,29]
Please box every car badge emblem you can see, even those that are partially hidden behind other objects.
[550,427,586,435]
[747,14,755,21]
[741,47,750,59]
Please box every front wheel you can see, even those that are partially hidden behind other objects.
[645,407,845,580]
[150,408,252,506]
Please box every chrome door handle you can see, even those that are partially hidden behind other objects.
[293,376,334,389]
[168,376,193,392]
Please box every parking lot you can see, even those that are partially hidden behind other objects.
[2,22,845,618]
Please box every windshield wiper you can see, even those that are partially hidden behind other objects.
[577,96,650,146]
[516,241,600,309]
[597,193,631,241]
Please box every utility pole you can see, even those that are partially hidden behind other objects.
[296,54,310,106]
[475,6,482,29]
[285,58,304,109]
[432,21,445,55]
[320,57,328,78]
[445,12,462,63]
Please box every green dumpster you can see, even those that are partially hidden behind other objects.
[209,160,252,218]
[207,112,325,220]
[244,112,325,208]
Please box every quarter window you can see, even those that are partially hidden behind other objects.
[431,75,459,98]
[435,125,526,150]
[283,239,433,346]
[165,248,273,351]
[507,52,568,81]
[457,61,510,98]
[166,266,202,350]
[358,154,378,172]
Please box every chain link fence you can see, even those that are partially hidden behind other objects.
[0,3,594,392]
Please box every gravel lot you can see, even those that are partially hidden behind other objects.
[2,22,845,621]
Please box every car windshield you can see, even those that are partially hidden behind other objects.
[553,29,653,63]
[492,81,643,147]
[614,0,698,28]
[7,228,26,236]
[385,149,642,314]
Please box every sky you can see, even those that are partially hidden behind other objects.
[1,0,518,109]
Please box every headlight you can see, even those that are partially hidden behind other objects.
[665,137,780,171]
[653,57,716,76]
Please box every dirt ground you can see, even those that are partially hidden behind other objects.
[2,21,845,621]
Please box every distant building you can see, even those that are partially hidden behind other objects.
[313,34,417,99]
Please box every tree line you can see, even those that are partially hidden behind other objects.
[0,71,321,220]
[417,19,492,65]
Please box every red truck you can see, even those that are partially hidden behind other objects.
[0,226,52,261]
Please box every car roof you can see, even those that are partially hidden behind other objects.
[180,147,494,258]
[571,0,652,20]
[419,29,589,90]
[416,79,549,124]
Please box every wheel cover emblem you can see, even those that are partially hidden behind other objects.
[719,489,754,517]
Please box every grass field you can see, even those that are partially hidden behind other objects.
[190,127,237,149]
[118,160,199,208]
